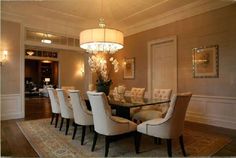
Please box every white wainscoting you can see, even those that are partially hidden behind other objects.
[186,95,236,130]
[1,94,24,120]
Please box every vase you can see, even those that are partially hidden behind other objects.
[96,85,110,96]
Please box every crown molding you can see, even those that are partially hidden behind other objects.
[1,0,235,37]
[124,0,235,36]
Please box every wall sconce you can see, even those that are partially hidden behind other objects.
[0,50,8,66]
[80,67,84,76]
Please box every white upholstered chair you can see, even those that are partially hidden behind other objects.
[47,88,61,128]
[56,89,74,135]
[87,91,138,157]
[132,89,172,123]
[69,90,93,145]
[137,92,192,157]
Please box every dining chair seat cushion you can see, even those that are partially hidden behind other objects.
[130,107,142,117]
[109,116,137,135]
[132,110,162,122]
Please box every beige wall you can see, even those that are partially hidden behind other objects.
[112,4,236,97]
[59,50,86,92]
[1,20,21,95]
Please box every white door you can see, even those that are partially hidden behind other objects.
[148,37,177,97]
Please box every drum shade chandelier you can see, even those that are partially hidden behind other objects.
[80,18,124,54]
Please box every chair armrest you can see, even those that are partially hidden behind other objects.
[145,117,171,127]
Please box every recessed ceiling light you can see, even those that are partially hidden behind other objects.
[41,60,52,63]
[41,33,52,44]
[41,39,52,44]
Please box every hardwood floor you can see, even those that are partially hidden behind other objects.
[25,96,52,120]
[1,97,51,157]
[1,97,236,157]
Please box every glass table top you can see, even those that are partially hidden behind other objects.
[107,95,170,108]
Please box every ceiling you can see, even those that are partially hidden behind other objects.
[1,0,235,37]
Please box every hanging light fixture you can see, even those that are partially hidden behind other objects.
[80,0,124,54]
[80,18,124,54]
[41,33,52,44]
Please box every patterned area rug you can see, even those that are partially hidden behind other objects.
[17,119,231,157]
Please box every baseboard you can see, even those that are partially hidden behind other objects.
[1,94,24,120]
[186,95,236,130]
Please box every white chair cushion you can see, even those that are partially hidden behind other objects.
[133,110,162,122]
[110,116,137,134]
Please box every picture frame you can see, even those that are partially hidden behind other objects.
[192,45,219,78]
[123,58,135,79]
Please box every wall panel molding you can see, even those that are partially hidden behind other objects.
[1,94,24,120]
[186,95,236,130]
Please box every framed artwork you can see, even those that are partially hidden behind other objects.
[124,58,135,79]
[192,45,219,78]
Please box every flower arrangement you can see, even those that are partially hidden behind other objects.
[88,55,119,94]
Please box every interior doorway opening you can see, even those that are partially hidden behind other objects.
[24,47,59,120]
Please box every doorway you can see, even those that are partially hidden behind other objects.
[24,58,59,119]
[148,36,177,97]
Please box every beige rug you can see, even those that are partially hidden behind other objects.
[17,119,231,157]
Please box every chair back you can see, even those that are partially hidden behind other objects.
[47,88,60,114]
[56,89,74,119]
[131,87,145,98]
[87,91,112,135]
[69,90,93,125]
[153,89,172,99]
[164,92,192,138]
[117,85,126,94]
[112,87,118,96]
[153,89,172,114]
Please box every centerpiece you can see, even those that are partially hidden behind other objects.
[88,55,119,95]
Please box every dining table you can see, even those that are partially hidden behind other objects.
[84,94,170,120]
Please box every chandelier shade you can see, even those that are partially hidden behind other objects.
[80,27,124,54]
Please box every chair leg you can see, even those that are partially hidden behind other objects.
[81,126,86,145]
[51,113,55,124]
[59,118,64,131]
[166,139,172,157]
[179,135,187,156]
[105,136,110,157]
[65,119,70,135]
[91,132,98,151]
[72,124,77,140]
[134,132,142,154]
[55,114,59,128]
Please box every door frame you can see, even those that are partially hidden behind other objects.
[147,36,177,98]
